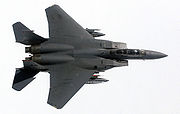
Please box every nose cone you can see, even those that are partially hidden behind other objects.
[144,50,168,59]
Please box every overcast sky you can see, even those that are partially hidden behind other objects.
[0,0,180,114]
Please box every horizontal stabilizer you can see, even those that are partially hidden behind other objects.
[12,68,39,91]
[13,77,35,91]
[12,22,47,45]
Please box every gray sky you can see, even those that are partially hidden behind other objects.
[0,0,180,114]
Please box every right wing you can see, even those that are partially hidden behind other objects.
[45,5,93,39]
[47,64,94,109]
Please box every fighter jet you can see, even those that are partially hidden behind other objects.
[12,5,167,109]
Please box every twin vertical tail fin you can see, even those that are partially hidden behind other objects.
[12,22,46,91]
[12,22,47,45]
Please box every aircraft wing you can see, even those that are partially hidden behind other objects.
[47,64,94,109]
[45,5,93,39]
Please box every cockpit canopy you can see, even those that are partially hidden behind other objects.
[111,49,145,55]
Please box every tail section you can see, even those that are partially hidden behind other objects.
[12,22,47,45]
[12,68,39,91]
[12,22,48,91]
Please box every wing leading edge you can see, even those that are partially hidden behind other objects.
[47,64,94,109]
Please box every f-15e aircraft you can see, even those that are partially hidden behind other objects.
[12,5,167,109]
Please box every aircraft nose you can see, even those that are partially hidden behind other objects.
[144,50,168,59]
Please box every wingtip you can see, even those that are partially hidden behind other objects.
[47,101,64,109]
[45,4,60,11]
[12,21,22,27]
[12,85,22,91]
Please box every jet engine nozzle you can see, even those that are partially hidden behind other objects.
[25,47,31,53]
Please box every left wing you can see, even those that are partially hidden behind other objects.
[45,5,93,40]
[47,64,94,109]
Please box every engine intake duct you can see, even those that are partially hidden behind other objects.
[25,44,74,54]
